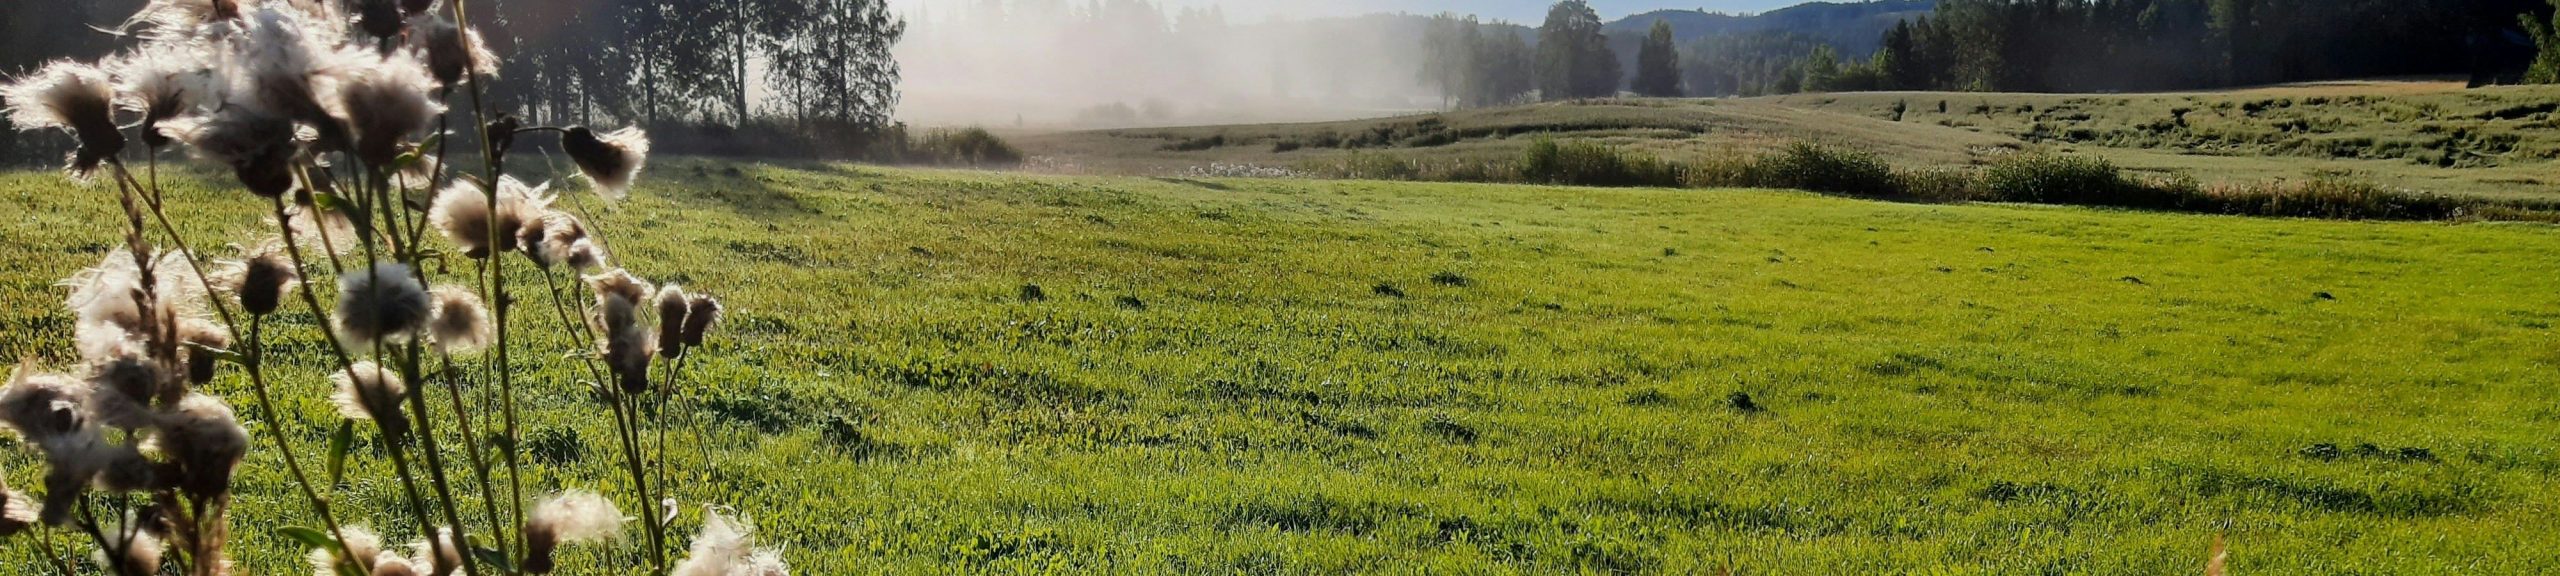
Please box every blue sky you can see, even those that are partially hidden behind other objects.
[897,0,1812,23]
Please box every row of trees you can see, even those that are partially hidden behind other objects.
[1419,1,1681,108]
[4,0,905,164]
[1422,0,2551,104]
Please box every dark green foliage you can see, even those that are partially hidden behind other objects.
[1631,20,1684,97]
[1161,134,1228,152]
[1537,1,1623,100]
[1420,15,1537,109]
[1747,142,1902,197]
[1517,137,1682,187]
[1979,154,2136,205]
[2525,0,2560,83]
[526,427,585,465]
[913,128,1025,167]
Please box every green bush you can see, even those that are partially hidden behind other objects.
[1518,138,1682,188]
[913,127,1025,167]
[2202,176,2473,220]
[1752,143,1901,197]
[1979,153,2133,204]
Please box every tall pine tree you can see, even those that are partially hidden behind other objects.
[1631,19,1683,97]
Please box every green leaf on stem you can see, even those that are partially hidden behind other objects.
[278,525,334,549]
[328,421,355,484]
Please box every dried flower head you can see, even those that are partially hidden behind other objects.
[674,509,790,576]
[281,191,363,252]
[358,0,404,40]
[160,108,298,197]
[108,41,220,149]
[524,490,626,573]
[586,269,653,329]
[329,361,408,438]
[681,295,722,349]
[334,51,442,164]
[156,394,247,500]
[180,318,232,385]
[655,285,690,359]
[337,262,431,347]
[426,285,492,354]
[412,17,496,87]
[0,367,88,444]
[63,249,209,354]
[561,126,650,200]
[94,521,167,575]
[410,527,463,576]
[2,61,126,178]
[372,556,425,576]
[311,525,387,576]
[2,365,125,524]
[131,0,244,33]
[521,210,609,270]
[232,6,361,151]
[88,353,168,429]
[0,482,35,538]
[228,241,300,315]
[430,176,551,258]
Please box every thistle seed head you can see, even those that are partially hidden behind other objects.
[561,126,650,200]
[336,262,431,347]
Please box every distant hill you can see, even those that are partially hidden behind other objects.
[1604,0,1937,56]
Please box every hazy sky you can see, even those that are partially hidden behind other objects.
[894,0,1811,23]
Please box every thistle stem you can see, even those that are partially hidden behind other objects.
[536,269,664,571]
[441,350,511,569]
[260,195,377,573]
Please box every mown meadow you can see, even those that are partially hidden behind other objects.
[3,161,2556,573]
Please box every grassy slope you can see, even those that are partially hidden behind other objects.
[3,161,2558,573]
[1018,81,2560,200]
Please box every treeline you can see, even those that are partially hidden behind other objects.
[1422,0,2552,104]
[3,0,906,165]
[1875,0,2545,93]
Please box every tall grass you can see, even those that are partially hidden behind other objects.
[1284,138,2560,222]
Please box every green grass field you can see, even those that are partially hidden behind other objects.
[4,160,2557,573]
[1017,80,2560,201]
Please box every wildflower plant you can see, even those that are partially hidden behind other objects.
[0,0,747,573]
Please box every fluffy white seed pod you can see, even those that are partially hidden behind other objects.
[333,51,442,164]
[337,262,431,347]
[225,241,302,316]
[0,483,35,537]
[3,61,125,176]
[329,361,407,438]
[561,127,650,200]
[158,107,300,196]
[230,6,364,150]
[410,17,497,87]
[311,525,387,576]
[0,367,89,444]
[62,249,210,359]
[674,509,790,576]
[409,527,463,576]
[680,295,722,350]
[278,195,363,252]
[155,394,248,501]
[430,176,552,257]
[426,285,492,354]
[107,40,220,149]
[93,521,166,575]
[524,490,626,573]
[654,284,690,358]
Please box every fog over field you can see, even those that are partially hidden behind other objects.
[892,0,1466,128]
